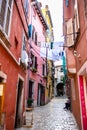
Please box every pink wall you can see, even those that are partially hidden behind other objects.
[0,1,28,130]
[28,3,46,102]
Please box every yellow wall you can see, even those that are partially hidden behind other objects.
[42,6,54,102]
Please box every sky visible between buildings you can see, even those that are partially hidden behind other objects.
[38,0,64,65]
[38,0,64,43]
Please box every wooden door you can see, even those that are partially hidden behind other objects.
[0,84,4,124]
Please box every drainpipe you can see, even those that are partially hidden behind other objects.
[46,44,48,89]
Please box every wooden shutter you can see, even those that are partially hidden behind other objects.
[67,18,74,47]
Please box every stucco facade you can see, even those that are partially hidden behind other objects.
[0,0,29,130]
[63,0,87,130]
[41,5,54,103]
[27,0,48,107]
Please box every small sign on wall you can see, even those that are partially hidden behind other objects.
[0,84,3,96]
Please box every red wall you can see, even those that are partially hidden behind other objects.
[0,1,28,130]
[0,45,26,130]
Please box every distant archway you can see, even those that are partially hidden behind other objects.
[56,82,64,96]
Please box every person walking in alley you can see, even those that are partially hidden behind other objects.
[63,97,71,110]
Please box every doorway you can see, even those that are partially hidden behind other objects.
[56,82,64,96]
[37,84,45,106]
[0,77,5,126]
[15,79,23,128]
[28,80,34,99]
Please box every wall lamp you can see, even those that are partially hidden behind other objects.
[73,50,81,61]
[73,50,80,57]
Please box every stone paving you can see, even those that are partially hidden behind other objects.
[16,97,79,130]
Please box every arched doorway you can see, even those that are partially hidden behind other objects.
[56,82,64,96]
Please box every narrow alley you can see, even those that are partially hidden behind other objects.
[16,97,79,130]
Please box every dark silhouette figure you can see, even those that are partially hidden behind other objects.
[64,97,71,110]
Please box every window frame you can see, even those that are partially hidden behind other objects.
[66,18,74,47]
[42,64,46,76]
[24,0,29,20]
[84,0,87,18]
[0,0,13,36]
[31,52,37,69]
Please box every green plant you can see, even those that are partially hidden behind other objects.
[27,98,34,107]
[31,67,37,73]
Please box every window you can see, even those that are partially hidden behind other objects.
[66,18,74,47]
[84,0,87,18]
[28,24,38,44]
[24,0,29,19]
[42,64,46,76]
[35,32,37,45]
[0,0,12,35]
[32,29,37,44]
[21,33,28,66]
[66,0,69,7]
[73,0,80,40]
[23,36,26,51]
[32,26,35,40]
[14,37,18,49]
[50,42,53,49]
[31,53,37,69]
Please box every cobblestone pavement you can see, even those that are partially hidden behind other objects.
[16,97,79,130]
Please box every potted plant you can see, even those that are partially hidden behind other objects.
[31,67,37,73]
[27,98,34,107]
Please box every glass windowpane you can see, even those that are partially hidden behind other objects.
[5,8,10,34]
[0,0,6,27]
[9,0,12,8]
